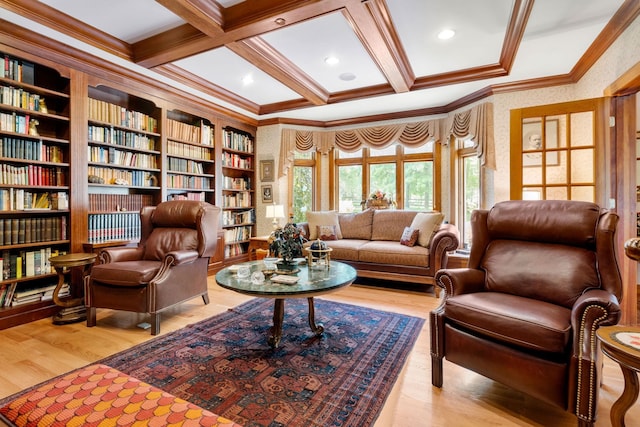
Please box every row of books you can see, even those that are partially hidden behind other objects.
[166,119,214,146]
[223,176,251,191]
[221,152,253,170]
[223,130,253,153]
[0,217,67,245]
[87,166,155,187]
[0,163,65,186]
[167,157,207,174]
[222,209,254,226]
[88,98,158,133]
[1,247,64,280]
[166,174,212,190]
[88,146,158,169]
[224,243,248,258]
[1,55,34,84]
[224,225,252,244]
[0,112,33,135]
[167,192,205,201]
[167,141,212,160]
[88,213,141,243]
[89,193,154,212]
[1,282,69,308]
[0,189,66,211]
[222,192,252,208]
[88,125,157,151]
[1,85,46,112]
[0,136,64,162]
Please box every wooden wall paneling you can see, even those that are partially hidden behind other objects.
[69,69,89,253]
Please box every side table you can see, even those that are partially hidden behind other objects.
[248,236,271,260]
[49,252,97,325]
[596,325,640,427]
[446,251,469,269]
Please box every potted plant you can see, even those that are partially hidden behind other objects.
[269,221,306,269]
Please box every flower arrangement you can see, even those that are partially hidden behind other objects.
[370,189,386,200]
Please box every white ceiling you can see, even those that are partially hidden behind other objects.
[0,0,628,123]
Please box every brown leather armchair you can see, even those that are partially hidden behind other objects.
[431,200,622,427]
[85,200,220,335]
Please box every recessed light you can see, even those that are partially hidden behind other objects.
[241,74,254,85]
[339,72,356,81]
[275,17,286,26]
[437,29,455,40]
[325,56,339,65]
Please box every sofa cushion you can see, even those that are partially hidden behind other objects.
[317,224,338,240]
[358,241,429,267]
[410,212,444,248]
[400,227,419,247]
[91,260,161,286]
[305,239,367,262]
[444,292,572,354]
[338,209,374,240]
[306,210,342,240]
[371,210,417,241]
[144,228,198,260]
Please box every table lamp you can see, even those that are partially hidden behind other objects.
[266,204,285,230]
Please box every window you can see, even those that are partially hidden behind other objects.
[334,142,437,211]
[456,139,481,248]
[290,151,316,223]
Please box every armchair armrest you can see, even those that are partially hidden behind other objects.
[435,268,485,297]
[430,224,460,272]
[99,246,144,264]
[571,289,621,359]
[164,250,199,266]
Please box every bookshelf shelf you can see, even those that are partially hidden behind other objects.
[0,51,71,323]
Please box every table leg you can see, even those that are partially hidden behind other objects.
[268,299,284,348]
[611,365,640,427]
[307,297,324,336]
[52,266,86,325]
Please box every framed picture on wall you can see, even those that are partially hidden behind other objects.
[260,160,275,182]
[261,185,273,203]
[522,119,560,167]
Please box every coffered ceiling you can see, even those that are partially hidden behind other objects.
[0,0,636,125]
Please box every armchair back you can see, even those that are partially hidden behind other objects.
[470,200,621,308]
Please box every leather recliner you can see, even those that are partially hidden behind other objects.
[85,200,220,335]
[431,200,622,427]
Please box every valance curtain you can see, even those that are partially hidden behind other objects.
[279,102,494,177]
[443,102,495,169]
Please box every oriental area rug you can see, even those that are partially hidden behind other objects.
[3,298,423,427]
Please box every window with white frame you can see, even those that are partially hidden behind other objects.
[456,139,481,249]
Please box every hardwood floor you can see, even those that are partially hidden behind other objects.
[0,278,638,426]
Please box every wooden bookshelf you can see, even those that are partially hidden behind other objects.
[221,127,256,263]
[0,51,71,328]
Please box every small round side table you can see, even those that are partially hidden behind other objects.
[48,252,97,325]
[596,325,640,427]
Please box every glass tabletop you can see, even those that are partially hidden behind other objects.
[215,260,356,298]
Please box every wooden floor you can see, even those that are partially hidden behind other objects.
[0,278,639,427]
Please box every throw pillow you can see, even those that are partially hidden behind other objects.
[338,208,374,240]
[306,210,342,240]
[410,212,444,248]
[400,227,419,247]
[317,225,338,240]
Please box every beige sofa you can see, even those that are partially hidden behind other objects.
[298,209,459,292]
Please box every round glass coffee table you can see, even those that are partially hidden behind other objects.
[215,260,356,348]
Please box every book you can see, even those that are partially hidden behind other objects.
[270,274,300,285]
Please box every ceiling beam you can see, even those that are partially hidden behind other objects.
[342,0,412,93]
[0,0,132,59]
[227,38,330,105]
[138,0,349,67]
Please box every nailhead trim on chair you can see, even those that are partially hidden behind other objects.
[576,304,608,422]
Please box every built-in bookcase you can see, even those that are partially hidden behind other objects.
[86,85,161,244]
[0,51,71,328]
[165,109,215,204]
[221,127,255,261]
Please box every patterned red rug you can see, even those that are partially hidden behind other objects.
[5,298,424,427]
